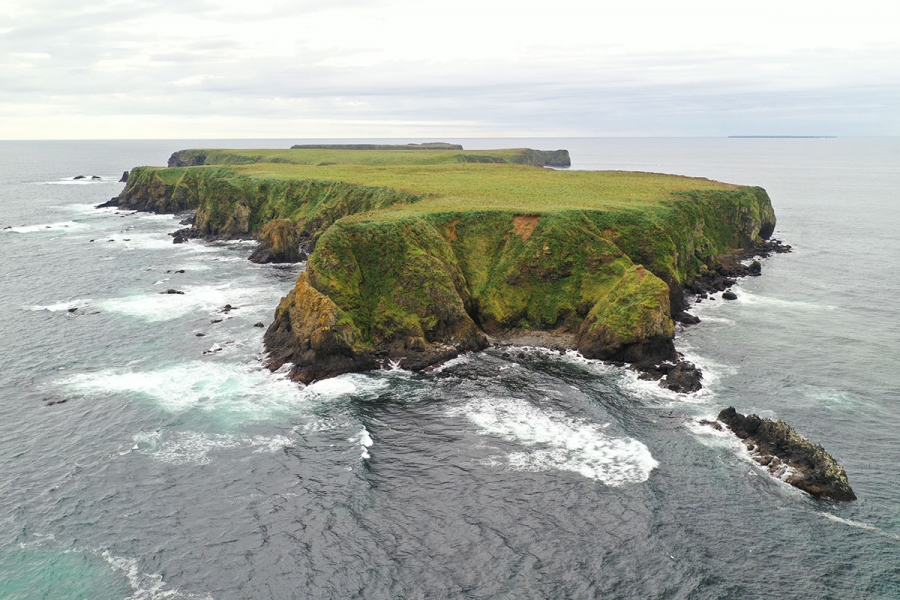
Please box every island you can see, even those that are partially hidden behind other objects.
[102,145,777,389]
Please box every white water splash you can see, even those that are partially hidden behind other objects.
[97,284,270,322]
[131,430,292,465]
[817,512,877,531]
[3,220,85,233]
[28,298,94,312]
[449,397,658,486]
[60,361,306,419]
[349,427,374,460]
[102,550,213,599]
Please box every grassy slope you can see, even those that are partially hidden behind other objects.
[119,150,776,380]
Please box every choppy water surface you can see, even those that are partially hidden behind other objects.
[1,139,898,599]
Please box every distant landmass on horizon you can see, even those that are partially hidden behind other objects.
[728,135,837,138]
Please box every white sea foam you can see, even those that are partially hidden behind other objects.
[97,284,270,322]
[818,512,877,531]
[102,550,213,599]
[703,288,837,312]
[448,397,658,485]
[113,233,219,253]
[28,298,93,312]
[60,361,306,419]
[41,177,114,185]
[3,220,85,233]
[428,353,472,373]
[349,427,374,459]
[131,430,292,465]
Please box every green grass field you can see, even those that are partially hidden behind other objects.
[230,161,738,219]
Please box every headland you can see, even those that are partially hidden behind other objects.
[102,144,778,392]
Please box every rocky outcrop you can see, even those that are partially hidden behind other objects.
[640,360,703,393]
[168,152,207,167]
[710,407,856,501]
[264,273,487,383]
[248,220,307,264]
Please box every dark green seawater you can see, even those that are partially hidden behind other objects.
[0,138,898,599]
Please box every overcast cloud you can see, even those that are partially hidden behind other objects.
[1,0,898,138]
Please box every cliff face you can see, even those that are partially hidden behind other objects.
[110,166,424,252]
[265,186,775,383]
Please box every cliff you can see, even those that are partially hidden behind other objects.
[265,186,774,382]
[105,147,776,384]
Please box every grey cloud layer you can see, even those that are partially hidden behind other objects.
[1,1,898,137]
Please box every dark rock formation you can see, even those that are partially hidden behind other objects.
[119,171,129,182]
[248,219,307,264]
[91,175,101,180]
[639,360,703,393]
[722,291,738,300]
[73,175,86,180]
[264,273,487,384]
[161,289,184,295]
[683,239,790,299]
[168,152,207,167]
[678,313,700,325]
[713,407,856,501]
[95,197,118,209]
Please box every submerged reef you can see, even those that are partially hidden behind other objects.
[103,145,776,389]
[707,408,856,501]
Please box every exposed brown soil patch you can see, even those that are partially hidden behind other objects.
[513,215,539,241]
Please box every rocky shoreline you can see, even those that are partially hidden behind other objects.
[703,407,856,501]
[93,205,784,395]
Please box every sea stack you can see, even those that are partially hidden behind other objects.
[714,407,856,501]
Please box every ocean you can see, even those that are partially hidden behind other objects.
[0,138,897,599]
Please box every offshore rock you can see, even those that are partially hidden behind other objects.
[661,361,703,393]
[639,360,703,394]
[715,407,856,501]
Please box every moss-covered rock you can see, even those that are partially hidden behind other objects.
[248,219,305,264]
[265,273,377,383]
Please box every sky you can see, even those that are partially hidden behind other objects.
[1,0,898,139]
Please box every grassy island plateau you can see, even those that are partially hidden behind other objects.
[107,145,778,390]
